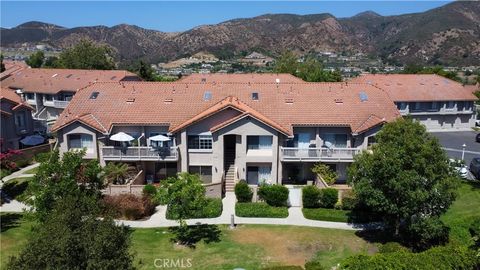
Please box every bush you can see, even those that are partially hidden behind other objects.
[340,190,357,210]
[311,163,338,185]
[319,188,338,208]
[235,180,253,202]
[0,168,12,179]
[103,194,155,220]
[166,198,222,219]
[143,184,157,197]
[15,159,32,168]
[302,185,321,208]
[258,184,289,207]
[379,242,408,253]
[34,152,52,163]
[153,185,169,205]
[236,202,288,218]
[341,244,479,270]
[302,208,349,222]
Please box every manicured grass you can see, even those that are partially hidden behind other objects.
[166,198,223,220]
[130,225,377,269]
[23,166,38,175]
[302,208,350,222]
[235,202,289,218]
[0,213,34,270]
[441,181,480,245]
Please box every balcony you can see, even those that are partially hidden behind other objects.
[101,146,179,161]
[280,147,361,162]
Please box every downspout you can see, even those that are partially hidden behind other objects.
[138,133,145,158]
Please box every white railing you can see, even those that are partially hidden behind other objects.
[280,147,361,162]
[101,146,179,161]
[53,100,70,108]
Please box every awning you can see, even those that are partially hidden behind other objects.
[20,135,44,146]
[109,132,134,142]
[149,134,171,142]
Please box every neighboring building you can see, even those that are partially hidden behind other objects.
[1,68,141,132]
[51,74,400,197]
[0,60,28,80]
[240,52,274,66]
[1,87,34,151]
[350,74,477,131]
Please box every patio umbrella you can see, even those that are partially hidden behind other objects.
[149,134,171,142]
[20,135,44,146]
[109,132,134,142]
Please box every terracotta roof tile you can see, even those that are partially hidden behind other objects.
[178,73,304,84]
[52,79,401,135]
[1,68,140,94]
[350,74,477,102]
[0,87,34,110]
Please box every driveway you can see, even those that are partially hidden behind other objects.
[430,131,480,166]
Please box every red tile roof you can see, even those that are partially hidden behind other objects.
[52,80,400,136]
[349,74,477,102]
[0,60,28,80]
[178,73,304,84]
[1,68,140,94]
[0,87,34,111]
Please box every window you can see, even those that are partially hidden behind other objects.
[188,135,212,149]
[247,136,272,150]
[410,102,421,111]
[446,101,455,110]
[90,92,99,100]
[68,134,93,151]
[247,165,271,185]
[189,166,212,183]
[251,92,259,100]
[396,102,407,111]
[323,133,347,148]
[26,93,35,100]
[367,136,376,146]
[155,162,177,181]
[15,111,26,128]
[44,94,53,101]
[64,94,74,101]
[203,91,212,101]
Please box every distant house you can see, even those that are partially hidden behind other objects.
[241,52,273,66]
[1,87,35,151]
[350,74,477,131]
[1,68,141,132]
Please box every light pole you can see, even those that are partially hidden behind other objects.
[462,143,466,161]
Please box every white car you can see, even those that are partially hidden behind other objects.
[450,159,468,179]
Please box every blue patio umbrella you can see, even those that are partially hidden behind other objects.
[20,135,44,146]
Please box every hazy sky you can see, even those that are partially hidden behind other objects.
[1,1,452,32]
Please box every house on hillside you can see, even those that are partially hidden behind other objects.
[1,68,141,132]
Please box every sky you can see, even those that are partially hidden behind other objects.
[1,1,452,32]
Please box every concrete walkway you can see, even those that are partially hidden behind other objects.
[1,163,39,184]
[0,163,38,212]
[117,192,364,231]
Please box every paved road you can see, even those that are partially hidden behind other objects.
[430,131,480,165]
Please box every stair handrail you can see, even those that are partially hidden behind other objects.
[234,166,238,183]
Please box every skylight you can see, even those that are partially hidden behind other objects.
[359,91,368,102]
[203,91,212,101]
[252,92,259,100]
[90,92,99,99]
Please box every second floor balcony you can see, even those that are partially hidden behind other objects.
[101,146,179,161]
[43,99,70,108]
[280,147,361,162]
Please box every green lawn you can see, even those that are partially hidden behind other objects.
[235,202,289,218]
[23,167,38,175]
[302,208,350,222]
[1,177,33,202]
[441,181,480,245]
[0,214,376,270]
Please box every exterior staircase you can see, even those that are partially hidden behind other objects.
[224,149,236,192]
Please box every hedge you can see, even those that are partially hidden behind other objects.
[236,202,289,218]
[302,208,349,222]
[166,198,222,219]
[103,194,155,220]
[235,180,253,202]
[302,185,321,208]
[341,244,479,270]
[319,188,338,208]
[258,184,289,207]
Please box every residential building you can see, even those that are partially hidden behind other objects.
[1,68,141,132]
[1,87,35,151]
[51,74,400,197]
[350,74,477,130]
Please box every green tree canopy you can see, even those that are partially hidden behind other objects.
[0,54,5,72]
[273,51,298,75]
[348,118,458,249]
[26,51,45,68]
[403,64,460,82]
[166,172,207,221]
[56,39,115,70]
[274,52,342,82]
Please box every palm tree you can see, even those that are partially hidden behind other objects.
[104,162,130,184]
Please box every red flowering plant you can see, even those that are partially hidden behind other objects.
[0,149,23,172]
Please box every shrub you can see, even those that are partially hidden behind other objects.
[236,202,288,218]
[166,198,222,219]
[235,180,253,202]
[258,184,289,207]
[15,159,31,168]
[302,208,349,222]
[311,163,338,185]
[319,188,338,208]
[153,185,169,205]
[302,185,321,208]
[103,194,155,220]
[0,168,12,179]
[379,242,409,253]
[34,152,52,163]
[340,190,357,210]
[143,184,157,197]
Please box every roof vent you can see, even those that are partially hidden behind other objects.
[285,97,294,104]
[66,74,73,78]
[359,91,368,102]
[252,92,259,100]
[126,98,135,103]
[110,76,117,80]
[201,78,207,83]
[89,92,99,99]
[203,91,212,101]
[164,98,173,104]
[51,73,58,78]
[335,98,343,104]
[275,78,280,84]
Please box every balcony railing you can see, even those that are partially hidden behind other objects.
[53,100,70,108]
[280,147,361,162]
[101,146,178,161]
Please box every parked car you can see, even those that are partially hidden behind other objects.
[476,133,480,143]
[450,159,468,179]
[469,157,480,179]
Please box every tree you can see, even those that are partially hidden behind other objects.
[43,56,60,68]
[0,54,5,72]
[166,172,207,220]
[297,57,342,82]
[26,51,45,68]
[56,39,115,70]
[311,163,338,185]
[104,162,130,184]
[130,60,156,81]
[25,150,104,221]
[7,194,134,269]
[348,118,458,249]
[274,51,298,75]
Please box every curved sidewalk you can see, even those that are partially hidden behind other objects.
[117,192,366,231]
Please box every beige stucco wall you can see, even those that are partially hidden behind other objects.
[57,122,100,159]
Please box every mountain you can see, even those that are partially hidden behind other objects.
[1,1,479,66]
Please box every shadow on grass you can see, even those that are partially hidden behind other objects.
[0,213,23,232]
[169,223,221,248]
[2,179,29,200]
